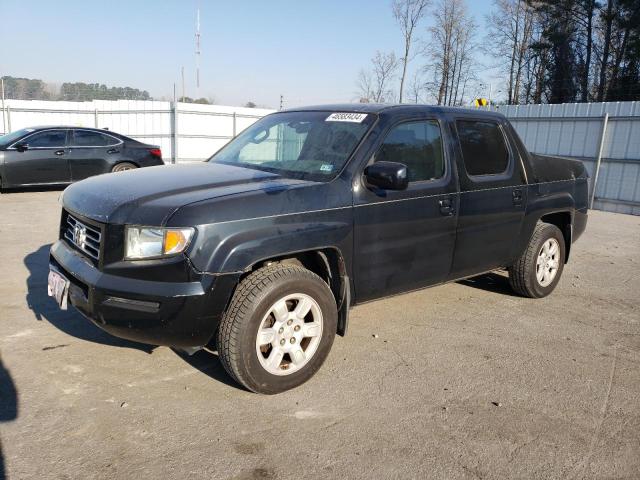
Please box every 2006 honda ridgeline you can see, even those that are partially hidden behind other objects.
[49,104,588,393]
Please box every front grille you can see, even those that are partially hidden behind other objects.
[64,214,102,260]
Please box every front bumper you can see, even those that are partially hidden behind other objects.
[49,240,240,347]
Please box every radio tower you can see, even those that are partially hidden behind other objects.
[195,7,201,90]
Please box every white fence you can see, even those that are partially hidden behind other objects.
[495,102,640,215]
[0,99,274,163]
[2,98,639,214]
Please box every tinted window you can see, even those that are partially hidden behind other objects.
[457,120,510,176]
[25,130,66,148]
[375,120,445,182]
[72,130,119,147]
[0,128,36,148]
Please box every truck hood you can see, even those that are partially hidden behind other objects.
[62,162,313,225]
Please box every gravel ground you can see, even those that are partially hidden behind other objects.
[0,190,639,480]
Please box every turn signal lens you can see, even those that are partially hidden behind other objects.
[163,229,193,255]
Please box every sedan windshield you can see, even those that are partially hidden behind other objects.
[210,111,375,180]
[0,128,35,148]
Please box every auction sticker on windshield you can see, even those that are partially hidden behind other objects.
[326,113,368,123]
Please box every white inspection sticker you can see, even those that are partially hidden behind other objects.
[326,112,368,123]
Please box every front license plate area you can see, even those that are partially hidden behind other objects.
[48,269,70,310]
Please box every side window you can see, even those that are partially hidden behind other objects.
[375,120,445,182]
[72,130,119,147]
[25,130,66,148]
[456,120,510,176]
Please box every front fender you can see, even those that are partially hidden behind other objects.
[188,209,353,274]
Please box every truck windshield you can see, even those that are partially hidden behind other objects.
[209,111,375,180]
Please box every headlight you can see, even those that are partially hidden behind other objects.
[125,226,194,260]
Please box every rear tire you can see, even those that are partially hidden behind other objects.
[217,263,337,394]
[111,162,137,173]
[509,222,566,298]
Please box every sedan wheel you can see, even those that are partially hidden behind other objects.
[111,162,137,173]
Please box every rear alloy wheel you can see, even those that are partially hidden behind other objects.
[217,263,337,394]
[509,222,566,298]
[111,162,137,173]
[536,238,561,287]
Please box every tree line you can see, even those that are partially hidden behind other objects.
[357,0,640,105]
[0,76,236,105]
[1,76,152,101]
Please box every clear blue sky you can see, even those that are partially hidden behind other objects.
[0,0,498,108]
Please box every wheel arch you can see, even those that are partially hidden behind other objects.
[243,247,351,336]
[539,210,573,262]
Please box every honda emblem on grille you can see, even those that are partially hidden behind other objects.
[73,223,87,250]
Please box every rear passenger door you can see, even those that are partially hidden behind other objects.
[353,117,459,301]
[448,116,527,280]
[68,129,123,181]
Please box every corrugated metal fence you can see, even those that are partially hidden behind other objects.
[2,99,639,215]
[495,102,640,215]
[0,99,274,164]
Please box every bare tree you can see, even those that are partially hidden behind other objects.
[425,0,478,106]
[407,70,428,103]
[392,0,431,103]
[485,0,535,104]
[356,70,375,103]
[356,51,400,103]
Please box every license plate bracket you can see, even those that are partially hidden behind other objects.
[48,269,70,310]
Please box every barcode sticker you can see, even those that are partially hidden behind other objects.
[326,113,368,123]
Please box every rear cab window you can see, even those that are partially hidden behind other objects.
[456,120,510,177]
[374,120,445,183]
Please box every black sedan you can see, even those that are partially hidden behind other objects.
[0,126,164,189]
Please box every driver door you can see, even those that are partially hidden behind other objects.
[353,117,459,301]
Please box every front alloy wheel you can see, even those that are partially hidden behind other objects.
[256,293,323,376]
[217,263,337,394]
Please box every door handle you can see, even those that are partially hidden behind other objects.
[439,197,455,216]
[512,188,523,205]
[107,148,120,154]
[54,150,65,156]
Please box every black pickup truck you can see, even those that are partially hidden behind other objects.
[49,104,588,394]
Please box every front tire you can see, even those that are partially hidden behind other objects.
[509,222,566,298]
[217,263,337,394]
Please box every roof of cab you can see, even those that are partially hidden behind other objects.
[282,103,506,119]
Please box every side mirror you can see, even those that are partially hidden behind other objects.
[364,161,409,191]
[15,142,29,152]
